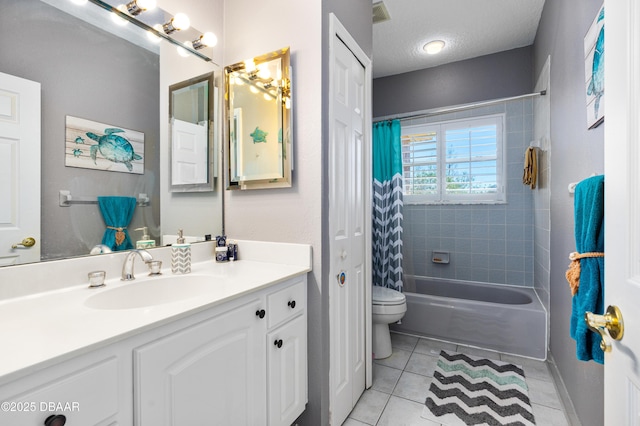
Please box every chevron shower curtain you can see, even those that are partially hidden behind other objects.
[372,119,404,291]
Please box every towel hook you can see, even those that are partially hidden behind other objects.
[568,173,598,194]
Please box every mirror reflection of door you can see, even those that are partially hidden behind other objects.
[169,72,215,192]
[0,72,41,266]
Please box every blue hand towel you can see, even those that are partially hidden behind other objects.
[569,175,605,364]
[97,196,137,251]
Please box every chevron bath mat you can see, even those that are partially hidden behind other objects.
[422,350,536,426]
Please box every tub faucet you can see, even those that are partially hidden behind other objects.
[121,249,154,281]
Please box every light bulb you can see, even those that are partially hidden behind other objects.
[163,12,190,34]
[172,13,190,31]
[250,86,259,94]
[263,93,272,101]
[192,32,218,50]
[201,32,217,47]
[423,40,445,55]
[136,0,156,11]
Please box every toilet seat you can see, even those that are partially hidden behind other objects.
[372,286,406,306]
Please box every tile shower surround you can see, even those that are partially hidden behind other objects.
[402,99,534,287]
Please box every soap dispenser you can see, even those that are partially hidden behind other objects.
[135,227,156,249]
[171,229,191,274]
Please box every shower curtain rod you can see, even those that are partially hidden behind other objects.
[373,90,546,123]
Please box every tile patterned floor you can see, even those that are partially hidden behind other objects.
[344,333,569,426]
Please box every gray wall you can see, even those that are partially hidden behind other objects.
[533,1,605,425]
[402,99,535,288]
[373,47,533,118]
[0,0,160,259]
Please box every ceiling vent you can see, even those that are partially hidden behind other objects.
[373,1,391,24]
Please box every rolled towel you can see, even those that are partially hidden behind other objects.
[522,147,538,189]
[568,175,605,364]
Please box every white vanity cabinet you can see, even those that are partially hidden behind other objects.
[0,268,308,426]
[0,347,129,426]
[133,275,307,426]
[134,295,268,425]
[266,280,308,426]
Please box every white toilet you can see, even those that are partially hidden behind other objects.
[372,285,407,359]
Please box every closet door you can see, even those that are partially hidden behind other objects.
[329,32,367,426]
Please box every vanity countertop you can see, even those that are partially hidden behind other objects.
[0,241,311,386]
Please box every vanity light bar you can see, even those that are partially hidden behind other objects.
[83,0,216,63]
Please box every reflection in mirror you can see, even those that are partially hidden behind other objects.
[225,47,292,190]
[0,0,223,266]
[170,72,216,192]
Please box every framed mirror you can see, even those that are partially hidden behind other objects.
[0,0,223,266]
[169,72,217,192]
[225,47,292,190]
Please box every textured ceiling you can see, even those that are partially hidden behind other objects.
[373,0,546,78]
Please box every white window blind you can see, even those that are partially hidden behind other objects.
[401,114,505,204]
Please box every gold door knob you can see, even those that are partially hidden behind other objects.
[11,237,36,249]
[585,305,624,352]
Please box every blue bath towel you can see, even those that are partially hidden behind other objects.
[570,175,605,364]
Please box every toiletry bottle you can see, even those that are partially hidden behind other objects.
[228,241,237,261]
[135,227,156,249]
[171,229,191,274]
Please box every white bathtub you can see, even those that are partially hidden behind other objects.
[390,276,547,359]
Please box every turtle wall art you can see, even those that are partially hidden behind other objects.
[65,115,144,174]
[584,4,604,129]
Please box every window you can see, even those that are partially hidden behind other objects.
[401,114,505,204]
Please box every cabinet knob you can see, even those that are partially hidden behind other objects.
[44,415,66,426]
[288,300,296,309]
[255,309,266,319]
[274,339,283,348]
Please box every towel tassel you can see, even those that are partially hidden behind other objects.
[107,226,126,246]
[566,251,604,296]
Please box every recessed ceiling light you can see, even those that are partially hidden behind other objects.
[423,40,445,55]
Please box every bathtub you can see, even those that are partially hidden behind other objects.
[390,276,547,359]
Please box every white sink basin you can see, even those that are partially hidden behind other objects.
[84,275,215,310]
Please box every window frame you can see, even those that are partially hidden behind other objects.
[401,114,506,205]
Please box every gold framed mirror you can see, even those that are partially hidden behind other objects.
[225,47,292,190]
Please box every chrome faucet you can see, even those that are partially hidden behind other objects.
[121,249,154,281]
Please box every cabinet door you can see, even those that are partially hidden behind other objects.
[0,356,121,426]
[267,314,307,426]
[135,298,267,426]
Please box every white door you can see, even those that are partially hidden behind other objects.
[171,118,208,185]
[329,35,367,425]
[604,0,640,422]
[0,72,40,266]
